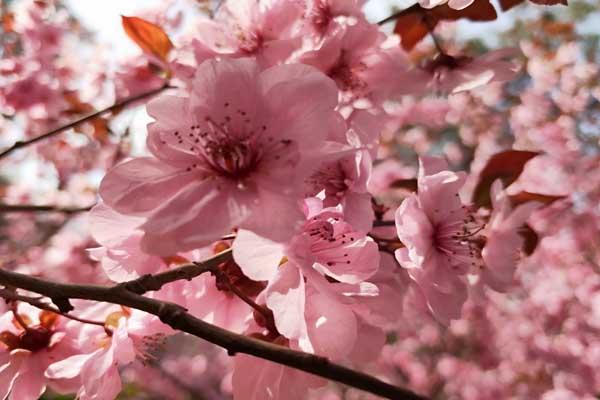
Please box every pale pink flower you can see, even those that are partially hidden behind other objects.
[233,198,380,358]
[88,203,163,281]
[0,304,78,400]
[300,0,366,37]
[100,57,343,255]
[193,0,303,66]
[231,321,326,400]
[184,244,262,333]
[299,21,409,105]
[394,157,474,323]
[480,180,540,292]
[304,111,381,232]
[46,306,169,400]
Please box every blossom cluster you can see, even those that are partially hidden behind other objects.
[1,0,597,399]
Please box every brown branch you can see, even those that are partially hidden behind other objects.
[377,9,405,25]
[373,220,396,228]
[0,83,173,160]
[0,266,426,400]
[121,248,233,295]
[0,204,93,214]
[0,288,107,329]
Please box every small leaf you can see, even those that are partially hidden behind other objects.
[393,0,497,51]
[509,192,565,207]
[472,150,539,208]
[530,0,568,5]
[499,0,525,10]
[121,16,173,62]
[39,310,60,329]
[0,331,20,349]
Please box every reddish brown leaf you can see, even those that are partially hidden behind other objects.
[472,150,539,208]
[394,8,434,51]
[389,178,418,192]
[1,12,15,33]
[530,0,568,5]
[0,331,20,349]
[509,192,565,207]
[39,310,60,329]
[501,0,566,10]
[499,0,526,10]
[121,16,173,62]
[431,0,497,21]
[519,224,539,255]
[393,0,497,51]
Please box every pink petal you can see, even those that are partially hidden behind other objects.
[99,157,194,215]
[46,354,91,380]
[9,364,46,400]
[232,229,284,281]
[304,286,358,359]
[141,181,250,255]
[265,264,308,343]
[260,63,340,150]
[0,351,29,400]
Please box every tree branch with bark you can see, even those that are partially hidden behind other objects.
[0,253,426,400]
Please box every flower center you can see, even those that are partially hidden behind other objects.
[0,326,53,352]
[434,208,485,273]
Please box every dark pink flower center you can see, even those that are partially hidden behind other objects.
[162,103,295,182]
[309,1,333,35]
[305,159,351,199]
[433,208,485,272]
[304,216,356,267]
[328,52,367,92]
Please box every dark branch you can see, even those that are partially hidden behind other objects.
[0,265,426,400]
[373,220,396,227]
[0,204,93,214]
[121,248,232,294]
[0,83,173,160]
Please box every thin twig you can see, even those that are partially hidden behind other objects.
[0,288,107,329]
[373,220,396,227]
[121,248,232,295]
[0,204,93,214]
[377,9,405,26]
[0,266,426,400]
[0,83,173,160]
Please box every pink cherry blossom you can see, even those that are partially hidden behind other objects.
[231,321,326,400]
[300,0,366,37]
[193,0,303,66]
[299,20,409,106]
[100,57,343,255]
[394,156,473,323]
[480,180,540,292]
[233,198,380,358]
[0,304,78,400]
[46,306,170,400]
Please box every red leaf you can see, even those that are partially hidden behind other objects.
[500,0,566,10]
[472,150,539,208]
[509,192,565,207]
[121,16,173,62]
[393,0,497,51]
[499,0,526,10]
[530,0,568,5]
[39,310,60,330]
